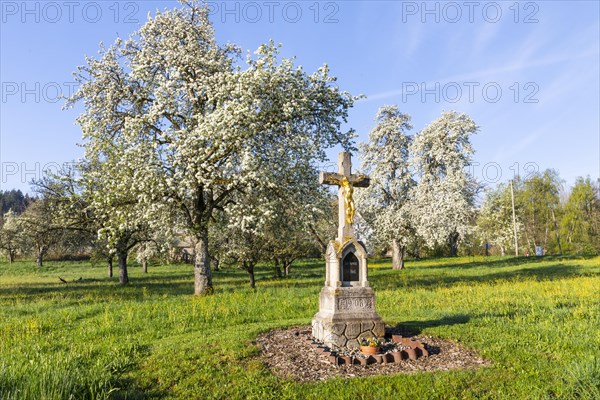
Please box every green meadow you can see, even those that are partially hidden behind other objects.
[1,256,599,399]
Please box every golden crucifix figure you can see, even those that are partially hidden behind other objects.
[319,152,369,241]
[340,177,355,224]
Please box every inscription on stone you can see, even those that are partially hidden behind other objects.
[338,297,374,311]
[342,252,359,281]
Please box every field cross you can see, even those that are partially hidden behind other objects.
[319,152,370,241]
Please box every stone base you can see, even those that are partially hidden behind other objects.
[312,286,385,350]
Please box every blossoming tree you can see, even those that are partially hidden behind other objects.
[410,111,479,256]
[67,1,356,294]
[357,105,415,269]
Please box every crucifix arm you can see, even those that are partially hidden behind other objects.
[350,175,370,188]
[319,172,370,188]
[319,172,341,186]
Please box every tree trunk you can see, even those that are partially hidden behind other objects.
[117,249,129,285]
[448,231,460,257]
[568,221,574,243]
[194,228,213,295]
[142,259,148,273]
[8,250,15,263]
[525,232,532,255]
[551,209,563,255]
[414,243,420,260]
[391,239,405,270]
[107,256,113,278]
[308,224,327,255]
[245,262,256,289]
[212,258,220,272]
[274,259,282,278]
[283,261,292,277]
[36,247,44,267]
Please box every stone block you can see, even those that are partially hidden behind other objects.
[395,337,424,349]
[329,323,346,336]
[345,322,362,339]
[373,354,384,364]
[406,348,417,360]
[366,355,377,365]
[373,321,385,337]
[361,321,375,332]
[341,356,352,365]
[392,334,403,343]
[383,353,394,364]
[346,338,360,350]
[354,357,367,366]
[327,333,347,349]
[391,351,403,363]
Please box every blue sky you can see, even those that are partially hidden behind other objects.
[1,0,599,194]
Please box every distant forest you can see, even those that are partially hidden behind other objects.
[0,190,35,215]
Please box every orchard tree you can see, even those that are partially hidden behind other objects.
[34,162,147,283]
[264,163,331,277]
[222,184,274,289]
[516,170,563,254]
[560,176,599,254]
[224,158,327,286]
[67,1,356,294]
[135,229,173,273]
[410,111,479,256]
[34,165,112,272]
[82,157,153,284]
[304,198,337,255]
[19,199,63,266]
[0,210,25,263]
[477,183,521,256]
[357,105,415,269]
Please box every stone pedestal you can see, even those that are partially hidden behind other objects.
[312,286,385,350]
[312,239,385,350]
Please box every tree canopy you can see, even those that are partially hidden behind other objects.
[67,1,357,293]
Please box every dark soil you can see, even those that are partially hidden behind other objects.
[255,326,491,382]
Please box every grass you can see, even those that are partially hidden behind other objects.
[0,255,599,399]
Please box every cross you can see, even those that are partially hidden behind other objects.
[319,152,370,241]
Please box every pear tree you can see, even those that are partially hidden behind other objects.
[0,210,25,263]
[410,111,479,256]
[67,1,356,294]
[477,183,521,256]
[357,105,415,269]
[560,177,600,253]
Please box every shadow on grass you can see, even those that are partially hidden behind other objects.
[2,258,596,301]
[386,314,471,337]
[408,254,599,270]
[372,262,598,291]
[0,277,196,301]
[0,261,324,301]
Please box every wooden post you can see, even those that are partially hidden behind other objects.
[510,180,519,256]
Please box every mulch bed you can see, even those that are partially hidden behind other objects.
[256,326,491,382]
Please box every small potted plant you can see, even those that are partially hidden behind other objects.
[359,337,382,355]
